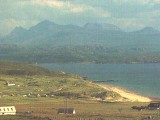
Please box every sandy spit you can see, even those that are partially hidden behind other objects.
[98,84,151,102]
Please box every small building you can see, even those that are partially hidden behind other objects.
[5,81,15,86]
[83,77,88,80]
[58,108,76,114]
[148,102,160,110]
[0,106,16,115]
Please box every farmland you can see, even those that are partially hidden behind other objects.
[0,99,160,120]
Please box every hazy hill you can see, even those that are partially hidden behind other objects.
[0,20,160,63]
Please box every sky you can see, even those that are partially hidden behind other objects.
[0,0,160,35]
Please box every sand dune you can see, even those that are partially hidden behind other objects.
[98,84,151,102]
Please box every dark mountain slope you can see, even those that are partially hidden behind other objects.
[130,27,160,35]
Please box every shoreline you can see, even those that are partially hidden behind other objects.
[98,84,152,102]
[149,97,160,102]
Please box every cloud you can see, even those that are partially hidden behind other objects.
[154,0,160,3]
[32,0,89,13]
[69,6,93,13]
[97,9,111,18]
[32,0,66,8]
[136,9,160,28]
[112,0,160,5]
[31,0,111,17]
[139,9,160,18]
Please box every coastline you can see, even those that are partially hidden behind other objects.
[98,84,152,102]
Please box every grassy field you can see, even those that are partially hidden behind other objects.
[0,61,121,101]
[0,98,160,120]
[0,61,160,120]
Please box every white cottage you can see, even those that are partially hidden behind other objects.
[6,81,15,86]
[58,108,76,114]
[0,106,16,115]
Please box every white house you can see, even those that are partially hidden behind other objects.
[5,81,15,86]
[0,106,16,115]
[58,108,76,114]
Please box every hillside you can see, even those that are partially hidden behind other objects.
[0,20,160,63]
[0,62,152,120]
[0,61,122,102]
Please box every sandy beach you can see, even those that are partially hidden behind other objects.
[98,84,151,102]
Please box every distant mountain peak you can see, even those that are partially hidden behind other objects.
[38,20,55,25]
[101,23,122,31]
[10,26,27,35]
[142,26,158,31]
[12,26,26,31]
[33,20,56,28]
[132,27,160,34]
[84,22,102,29]
[29,20,60,33]
[84,22,122,31]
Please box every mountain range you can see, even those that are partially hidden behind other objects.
[0,20,160,63]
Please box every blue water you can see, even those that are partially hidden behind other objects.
[39,63,160,98]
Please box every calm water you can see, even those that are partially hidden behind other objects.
[39,63,160,98]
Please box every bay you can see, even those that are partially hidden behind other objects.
[39,63,160,98]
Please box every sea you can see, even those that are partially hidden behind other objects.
[39,63,160,98]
